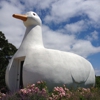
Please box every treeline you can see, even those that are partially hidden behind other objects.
[0,31,17,89]
[95,76,100,88]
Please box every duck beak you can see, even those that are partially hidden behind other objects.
[12,14,27,21]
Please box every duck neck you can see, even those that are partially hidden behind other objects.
[21,25,44,48]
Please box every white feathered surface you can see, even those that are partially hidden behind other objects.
[5,11,95,91]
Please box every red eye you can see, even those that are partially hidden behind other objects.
[33,13,35,16]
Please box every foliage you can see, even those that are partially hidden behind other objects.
[0,81,100,100]
[0,31,17,90]
[95,76,100,88]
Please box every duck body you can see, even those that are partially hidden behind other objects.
[23,47,95,89]
[5,11,95,91]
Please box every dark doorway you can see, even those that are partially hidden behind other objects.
[19,61,24,89]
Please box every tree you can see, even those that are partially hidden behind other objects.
[0,31,17,90]
[95,76,100,88]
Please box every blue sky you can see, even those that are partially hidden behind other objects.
[0,0,100,76]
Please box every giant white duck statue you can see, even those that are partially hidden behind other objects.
[5,11,95,91]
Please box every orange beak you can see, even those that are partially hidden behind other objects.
[12,14,27,21]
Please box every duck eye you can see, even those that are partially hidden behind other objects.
[33,13,35,16]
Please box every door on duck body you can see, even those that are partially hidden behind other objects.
[16,57,25,90]
[19,60,24,89]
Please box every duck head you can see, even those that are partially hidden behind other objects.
[13,11,42,27]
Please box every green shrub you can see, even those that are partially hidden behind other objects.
[95,76,100,88]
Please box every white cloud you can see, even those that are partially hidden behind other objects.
[1,25,25,47]
[45,0,100,25]
[65,20,86,34]
[82,0,100,23]
[86,31,99,41]
[92,31,99,40]
[42,25,100,58]
[45,0,80,23]
[18,0,54,10]
[0,0,25,47]
[36,0,54,9]
[42,25,75,51]
[71,40,100,57]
